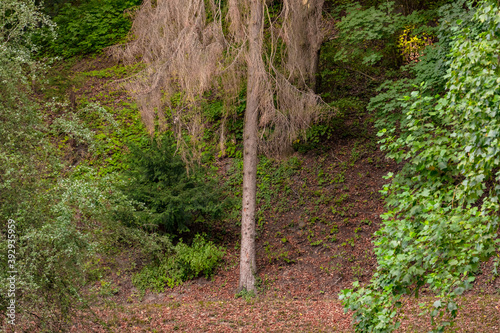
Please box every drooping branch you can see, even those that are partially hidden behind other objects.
[252,0,327,155]
[112,0,327,161]
[111,0,228,162]
[281,0,325,89]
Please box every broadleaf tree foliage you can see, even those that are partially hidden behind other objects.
[114,0,326,292]
[340,1,500,331]
[1,2,172,329]
[0,1,96,329]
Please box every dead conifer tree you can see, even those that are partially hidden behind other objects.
[112,0,326,293]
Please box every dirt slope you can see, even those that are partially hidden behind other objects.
[27,55,500,333]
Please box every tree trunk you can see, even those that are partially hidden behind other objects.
[238,0,263,294]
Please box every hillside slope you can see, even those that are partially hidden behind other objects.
[15,55,499,333]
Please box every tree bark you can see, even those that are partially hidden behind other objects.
[238,0,263,294]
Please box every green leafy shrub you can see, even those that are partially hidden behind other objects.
[132,256,184,292]
[341,1,500,331]
[334,1,405,67]
[123,134,227,233]
[333,1,452,67]
[175,234,226,280]
[0,2,85,329]
[132,234,225,292]
[320,1,435,118]
[368,0,476,133]
[0,3,151,329]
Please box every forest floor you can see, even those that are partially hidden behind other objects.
[29,55,500,332]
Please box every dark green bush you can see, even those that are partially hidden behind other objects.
[123,134,227,233]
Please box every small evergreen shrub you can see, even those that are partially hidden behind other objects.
[123,134,227,233]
